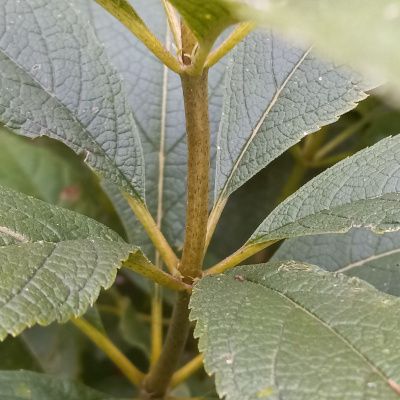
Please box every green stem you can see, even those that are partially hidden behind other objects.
[123,254,189,292]
[140,292,191,399]
[125,196,179,276]
[150,284,163,365]
[95,0,181,74]
[204,241,276,276]
[205,22,255,68]
[72,318,144,387]
[179,71,210,280]
[171,354,204,388]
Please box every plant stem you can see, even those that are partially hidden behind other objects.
[205,197,228,251]
[205,22,255,68]
[204,241,276,276]
[125,196,179,276]
[72,318,144,387]
[150,284,163,365]
[171,354,205,388]
[141,292,191,399]
[95,0,181,74]
[179,72,210,280]
[123,253,189,292]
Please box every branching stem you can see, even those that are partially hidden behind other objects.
[125,196,179,275]
[204,241,277,276]
[95,0,181,74]
[205,22,255,68]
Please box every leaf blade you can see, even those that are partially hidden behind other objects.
[214,31,371,204]
[250,135,400,244]
[273,228,400,297]
[0,185,139,340]
[0,0,144,198]
[191,261,400,400]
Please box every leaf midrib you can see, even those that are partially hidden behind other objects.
[215,43,312,203]
[242,276,391,388]
[337,247,400,273]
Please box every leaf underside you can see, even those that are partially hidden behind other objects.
[274,228,400,297]
[250,135,400,244]
[214,31,372,204]
[0,0,144,199]
[191,261,400,400]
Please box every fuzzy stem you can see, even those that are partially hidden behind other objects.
[72,318,144,387]
[178,71,210,280]
[140,292,191,399]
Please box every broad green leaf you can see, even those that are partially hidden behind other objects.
[0,370,116,400]
[168,0,237,44]
[87,0,228,249]
[0,128,122,233]
[214,31,371,206]
[229,0,400,95]
[273,229,400,297]
[0,185,139,340]
[191,261,400,400]
[0,0,144,199]
[249,135,400,244]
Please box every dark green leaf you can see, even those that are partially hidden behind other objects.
[250,135,400,244]
[0,0,144,199]
[214,31,371,207]
[0,185,140,339]
[191,261,400,400]
[274,228,400,297]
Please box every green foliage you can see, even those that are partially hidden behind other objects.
[274,228,400,297]
[0,184,140,340]
[168,0,237,44]
[0,0,400,399]
[250,135,400,244]
[0,0,144,199]
[191,262,400,400]
[214,31,370,204]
